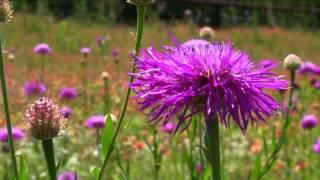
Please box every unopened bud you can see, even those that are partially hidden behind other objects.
[101,71,110,81]
[283,54,302,71]
[199,26,215,41]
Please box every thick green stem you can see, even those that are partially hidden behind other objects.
[0,39,19,179]
[97,5,146,180]
[41,139,57,180]
[258,70,296,179]
[206,114,221,180]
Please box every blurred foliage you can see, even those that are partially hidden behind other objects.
[10,0,320,27]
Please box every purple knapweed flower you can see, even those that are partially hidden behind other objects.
[85,115,106,129]
[130,38,288,133]
[112,50,120,59]
[80,47,91,56]
[298,62,320,75]
[58,171,80,180]
[59,87,78,100]
[313,138,320,154]
[182,39,210,48]
[259,59,277,68]
[25,97,65,140]
[162,122,176,134]
[0,127,26,143]
[24,81,46,96]
[313,81,320,89]
[33,43,52,55]
[60,106,73,119]
[300,115,319,129]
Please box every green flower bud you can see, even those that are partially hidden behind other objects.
[283,54,302,71]
[199,26,215,41]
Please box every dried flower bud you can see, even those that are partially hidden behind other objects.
[0,0,13,23]
[199,26,215,41]
[25,97,65,140]
[101,71,110,81]
[127,0,155,6]
[283,54,302,71]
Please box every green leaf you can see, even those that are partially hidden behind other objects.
[120,116,133,139]
[252,154,261,180]
[90,166,101,180]
[18,155,26,180]
[271,126,276,149]
[101,114,114,159]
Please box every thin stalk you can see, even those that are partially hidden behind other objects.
[97,6,146,180]
[0,39,19,178]
[206,114,221,180]
[152,128,161,180]
[258,70,296,179]
[41,139,57,180]
[40,54,45,82]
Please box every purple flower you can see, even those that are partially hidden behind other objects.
[130,38,288,133]
[85,115,106,129]
[313,81,320,89]
[259,59,277,68]
[182,39,210,48]
[162,122,176,134]
[298,62,320,75]
[300,115,319,129]
[0,127,26,143]
[33,43,52,55]
[112,50,120,59]
[59,87,78,100]
[58,171,80,180]
[60,106,73,119]
[313,138,320,154]
[196,162,202,173]
[80,47,91,56]
[24,81,46,96]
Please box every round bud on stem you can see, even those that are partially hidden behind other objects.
[0,0,13,23]
[199,26,215,41]
[283,54,302,71]
[127,0,155,6]
[25,97,65,140]
[101,71,110,81]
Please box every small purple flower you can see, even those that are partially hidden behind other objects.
[130,38,288,133]
[298,62,320,75]
[162,122,176,134]
[81,47,91,56]
[59,87,78,100]
[85,115,106,129]
[300,115,319,129]
[196,162,202,173]
[58,171,80,180]
[24,81,46,96]
[60,106,73,119]
[313,81,320,89]
[33,43,52,55]
[112,50,120,59]
[0,127,26,143]
[259,59,277,68]
[313,138,320,154]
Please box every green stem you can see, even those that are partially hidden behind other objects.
[41,139,57,180]
[206,114,221,180]
[152,128,161,180]
[258,70,296,179]
[97,5,146,180]
[0,39,19,179]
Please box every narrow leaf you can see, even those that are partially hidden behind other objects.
[252,154,261,180]
[90,166,101,180]
[101,114,114,158]
[18,155,26,180]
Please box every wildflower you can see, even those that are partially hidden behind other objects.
[80,47,91,56]
[0,0,13,23]
[199,26,215,41]
[283,54,302,71]
[59,87,78,100]
[313,81,320,89]
[300,115,318,129]
[58,171,80,180]
[60,106,73,119]
[33,43,52,55]
[161,122,176,134]
[85,115,106,129]
[298,61,320,75]
[25,97,65,140]
[0,127,25,142]
[112,50,120,59]
[195,162,202,173]
[127,0,155,6]
[24,81,46,96]
[313,138,320,153]
[130,38,288,132]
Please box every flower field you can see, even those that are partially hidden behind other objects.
[0,3,319,180]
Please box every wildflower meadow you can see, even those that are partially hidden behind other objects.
[0,0,319,179]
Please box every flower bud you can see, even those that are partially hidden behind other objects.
[126,0,155,6]
[101,71,110,81]
[0,0,13,23]
[283,54,302,71]
[25,97,65,140]
[199,26,215,41]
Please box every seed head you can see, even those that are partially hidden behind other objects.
[283,54,302,71]
[25,97,65,140]
[0,0,13,23]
